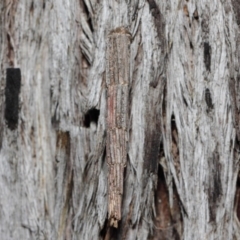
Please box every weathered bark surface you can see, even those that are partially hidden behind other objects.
[1,0,240,239]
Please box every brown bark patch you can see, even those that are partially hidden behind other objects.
[55,131,73,239]
[56,131,70,150]
[58,169,73,239]
[152,165,181,240]
[183,5,189,17]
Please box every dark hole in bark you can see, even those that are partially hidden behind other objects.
[158,164,165,180]
[100,219,120,240]
[5,68,21,130]
[108,226,119,240]
[7,33,14,66]
[7,34,13,51]
[82,0,93,32]
[7,33,11,45]
[233,145,240,228]
[101,147,107,168]
[162,96,166,118]
[38,36,42,47]
[84,108,100,128]
[171,114,180,178]
[235,172,240,222]
[183,96,188,107]
[193,9,199,20]
[235,137,240,153]
[100,218,108,239]
[162,83,167,124]
[171,114,175,126]
[43,0,45,9]
[204,42,211,71]
[190,41,193,50]
[205,88,213,111]
[181,86,188,107]
[51,102,60,128]
[82,54,91,68]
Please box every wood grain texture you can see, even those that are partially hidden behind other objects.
[106,27,131,228]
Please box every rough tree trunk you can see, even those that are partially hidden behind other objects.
[1,0,240,239]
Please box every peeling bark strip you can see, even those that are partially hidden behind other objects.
[5,68,21,130]
[106,27,131,228]
[55,131,73,239]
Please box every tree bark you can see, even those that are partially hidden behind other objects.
[1,0,240,239]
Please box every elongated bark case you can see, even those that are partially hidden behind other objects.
[106,27,131,228]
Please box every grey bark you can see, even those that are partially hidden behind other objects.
[0,0,240,239]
